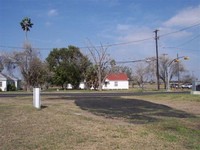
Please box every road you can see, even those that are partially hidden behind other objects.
[0,91,190,98]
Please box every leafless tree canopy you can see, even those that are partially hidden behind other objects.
[87,40,111,91]
[147,55,186,89]
[2,43,48,90]
[132,62,149,89]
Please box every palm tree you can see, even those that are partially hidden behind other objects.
[20,17,33,91]
[20,17,33,41]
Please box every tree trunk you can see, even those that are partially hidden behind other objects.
[98,65,102,91]
[25,31,28,42]
[164,81,167,89]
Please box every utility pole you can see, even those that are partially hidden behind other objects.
[154,29,160,90]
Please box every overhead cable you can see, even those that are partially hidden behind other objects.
[1,21,200,50]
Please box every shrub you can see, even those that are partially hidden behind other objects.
[7,84,16,91]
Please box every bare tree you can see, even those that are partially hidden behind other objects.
[148,55,186,89]
[2,44,47,91]
[109,61,132,80]
[87,41,110,91]
[160,55,186,89]
[132,62,149,90]
[28,57,49,88]
[0,54,4,72]
[158,55,169,89]
[181,73,196,84]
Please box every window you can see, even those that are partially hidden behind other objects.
[114,81,118,87]
[105,82,108,87]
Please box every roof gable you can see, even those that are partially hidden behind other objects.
[0,72,19,81]
[0,73,7,80]
[106,73,128,81]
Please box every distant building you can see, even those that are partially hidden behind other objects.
[79,82,86,89]
[64,73,129,90]
[0,72,21,91]
[103,73,129,90]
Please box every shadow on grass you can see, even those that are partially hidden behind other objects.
[41,105,48,109]
[75,97,195,124]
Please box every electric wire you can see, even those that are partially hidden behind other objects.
[159,22,200,38]
[176,34,200,47]
[0,21,200,51]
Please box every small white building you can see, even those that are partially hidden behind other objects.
[0,73,7,91]
[65,82,86,90]
[79,82,86,89]
[103,73,129,90]
[0,72,21,91]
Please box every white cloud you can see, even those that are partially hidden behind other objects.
[47,9,58,17]
[45,21,51,26]
[115,24,153,43]
[55,38,62,44]
[98,5,200,62]
[102,24,156,60]
[164,5,200,27]
[159,27,192,39]
[116,24,132,31]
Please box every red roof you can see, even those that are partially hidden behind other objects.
[106,73,128,81]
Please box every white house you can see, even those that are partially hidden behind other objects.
[65,82,86,90]
[0,72,21,91]
[0,73,7,91]
[102,73,129,90]
[79,82,86,89]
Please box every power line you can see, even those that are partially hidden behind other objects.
[0,45,52,51]
[0,37,154,51]
[163,46,191,50]
[159,22,200,38]
[0,36,154,51]
[116,59,147,64]
[163,47,199,53]
[1,21,200,51]
[176,34,200,47]
[95,37,154,48]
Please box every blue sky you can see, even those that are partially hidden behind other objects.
[0,0,200,79]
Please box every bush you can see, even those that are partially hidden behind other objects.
[7,84,16,91]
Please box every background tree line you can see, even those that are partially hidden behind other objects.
[1,45,194,91]
[0,17,195,91]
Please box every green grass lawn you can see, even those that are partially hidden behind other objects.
[0,94,200,150]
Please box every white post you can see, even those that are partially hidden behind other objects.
[167,66,170,91]
[33,88,41,109]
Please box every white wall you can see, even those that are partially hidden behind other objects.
[103,81,129,90]
[14,80,18,89]
[66,83,85,89]
[0,80,7,91]
[79,82,85,89]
